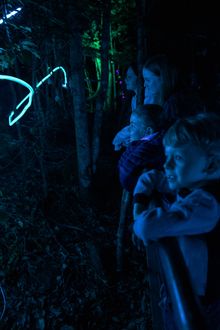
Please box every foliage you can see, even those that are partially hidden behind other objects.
[82,20,101,52]
[0,0,148,318]
[0,0,137,70]
[111,0,137,64]
[81,0,137,63]
[0,48,13,70]
[0,107,151,328]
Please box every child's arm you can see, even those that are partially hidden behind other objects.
[118,138,165,192]
[112,125,131,151]
[133,189,220,246]
[133,169,168,218]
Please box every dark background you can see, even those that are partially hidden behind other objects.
[0,1,220,328]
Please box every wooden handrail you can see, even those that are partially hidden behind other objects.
[157,238,207,330]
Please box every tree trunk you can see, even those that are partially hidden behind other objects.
[3,17,28,180]
[116,189,132,273]
[69,30,92,196]
[110,26,117,112]
[32,57,48,198]
[136,0,146,106]
[92,0,111,173]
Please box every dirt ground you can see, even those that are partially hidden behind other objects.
[0,116,153,329]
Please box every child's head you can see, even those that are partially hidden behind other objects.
[163,112,220,190]
[130,104,163,141]
[125,64,138,93]
[143,54,180,104]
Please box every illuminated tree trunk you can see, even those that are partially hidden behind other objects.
[106,60,113,110]
[69,30,92,195]
[92,0,111,173]
[110,28,117,112]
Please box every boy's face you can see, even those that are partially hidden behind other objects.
[164,144,209,191]
[130,113,153,141]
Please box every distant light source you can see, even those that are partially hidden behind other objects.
[0,7,22,25]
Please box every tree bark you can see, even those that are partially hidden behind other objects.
[136,0,146,106]
[92,0,111,173]
[116,189,132,273]
[69,29,92,195]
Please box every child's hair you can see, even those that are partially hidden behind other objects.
[132,104,164,130]
[163,112,220,153]
[143,54,181,100]
[127,63,138,77]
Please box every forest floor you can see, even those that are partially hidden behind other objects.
[0,117,153,330]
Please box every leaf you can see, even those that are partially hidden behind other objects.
[0,54,11,70]
[9,23,32,33]
[20,40,38,48]
[19,40,40,58]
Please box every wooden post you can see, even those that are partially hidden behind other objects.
[116,189,132,273]
[146,243,165,330]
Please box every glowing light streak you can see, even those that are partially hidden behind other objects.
[0,75,34,125]
[9,92,33,126]
[36,66,67,89]
[0,7,21,25]
[0,66,67,125]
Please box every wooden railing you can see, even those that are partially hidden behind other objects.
[116,189,209,329]
[157,238,207,330]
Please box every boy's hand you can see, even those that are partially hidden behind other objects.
[133,173,151,195]
[112,126,130,151]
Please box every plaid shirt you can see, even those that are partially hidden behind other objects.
[118,131,165,192]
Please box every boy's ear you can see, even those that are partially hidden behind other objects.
[145,126,154,136]
[204,157,220,174]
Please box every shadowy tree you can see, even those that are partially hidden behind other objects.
[0,0,138,197]
[92,0,111,173]
[68,2,92,197]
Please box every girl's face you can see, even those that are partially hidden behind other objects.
[143,68,162,104]
[125,67,138,93]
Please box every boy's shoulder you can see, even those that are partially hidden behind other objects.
[177,180,220,204]
[200,180,220,203]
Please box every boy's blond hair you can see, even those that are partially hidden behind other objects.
[163,113,220,155]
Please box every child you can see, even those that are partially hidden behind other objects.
[133,112,220,329]
[118,104,166,192]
